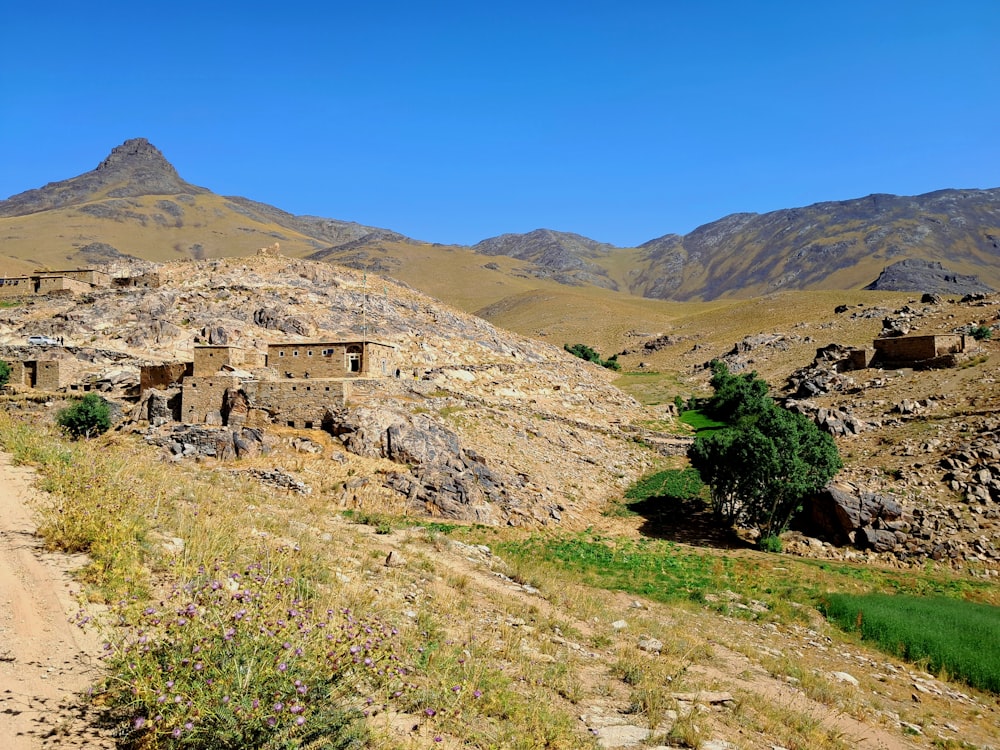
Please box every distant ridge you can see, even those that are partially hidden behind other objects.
[1,138,999,301]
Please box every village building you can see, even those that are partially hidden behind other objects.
[7,359,74,390]
[0,269,110,299]
[112,272,162,289]
[177,340,399,428]
[266,340,397,378]
[871,333,971,368]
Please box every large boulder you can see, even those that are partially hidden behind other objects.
[153,425,273,460]
[324,406,511,523]
[805,482,907,552]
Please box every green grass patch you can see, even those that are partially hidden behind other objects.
[624,468,704,503]
[613,371,688,407]
[821,593,1000,693]
[471,530,1000,624]
[493,534,731,605]
[678,409,727,432]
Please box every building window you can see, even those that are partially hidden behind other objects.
[293,351,299,357]
[287,420,295,427]
[304,421,313,429]
[346,345,362,373]
[279,351,285,357]
[307,350,313,356]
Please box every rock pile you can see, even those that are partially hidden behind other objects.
[238,467,311,494]
[150,424,273,460]
[325,406,515,523]
[940,426,1000,505]
[784,399,868,436]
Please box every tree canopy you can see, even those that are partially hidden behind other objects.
[56,394,112,439]
[688,361,842,545]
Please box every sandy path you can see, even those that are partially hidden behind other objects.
[0,452,113,748]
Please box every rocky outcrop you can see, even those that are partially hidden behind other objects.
[805,482,909,552]
[324,406,513,523]
[252,307,311,335]
[707,333,803,373]
[784,399,868,436]
[864,258,994,295]
[940,428,1000,505]
[150,425,273,460]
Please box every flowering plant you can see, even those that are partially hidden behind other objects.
[98,559,408,748]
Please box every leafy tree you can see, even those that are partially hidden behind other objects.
[688,362,842,545]
[564,343,621,370]
[56,394,112,438]
[0,360,10,388]
[704,359,771,422]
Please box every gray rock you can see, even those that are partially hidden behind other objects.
[326,406,510,523]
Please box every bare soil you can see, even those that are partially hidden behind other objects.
[0,452,113,748]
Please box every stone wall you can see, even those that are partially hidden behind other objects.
[0,270,108,298]
[181,375,242,424]
[36,276,93,296]
[847,348,875,370]
[266,341,396,378]
[873,334,966,363]
[194,347,238,376]
[0,277,34,299]
[141,362,193,391]
[41,269,110,287]
[244,379,349,428]
[181,375,351,429]
[7,360,28,386]
[113,272,161,289]
[35,360,70,390]
[193,346,265,376]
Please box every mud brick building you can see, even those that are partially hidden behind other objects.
[178,341,398,428]
[872,334,970,367]
[7,359,72,390]
[0,269,110,299]
[266,340,397,379]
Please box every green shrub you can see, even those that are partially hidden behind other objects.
[758,535,783,553]
[56,393,111,438]
[0,360,10,387]
[970,325,993,341]
[564,343,620,370]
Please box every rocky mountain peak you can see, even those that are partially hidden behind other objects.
[0,138,206,218]
[97,137,174,174]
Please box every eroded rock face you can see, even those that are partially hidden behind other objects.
[151,424,273,461]
[805,482,908,552]
[324,406,512,523]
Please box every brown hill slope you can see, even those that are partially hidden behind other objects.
[3,139,999,316]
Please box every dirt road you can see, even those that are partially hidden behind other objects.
[0,452,113,748]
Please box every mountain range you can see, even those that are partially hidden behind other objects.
[2,138,999,306]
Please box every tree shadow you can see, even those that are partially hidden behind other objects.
[627,495,749,550]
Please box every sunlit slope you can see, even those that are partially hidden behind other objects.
[0,193,328,266]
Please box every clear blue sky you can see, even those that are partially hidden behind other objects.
[2,1,997,247]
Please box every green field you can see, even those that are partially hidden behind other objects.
[822,593,1000,693]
